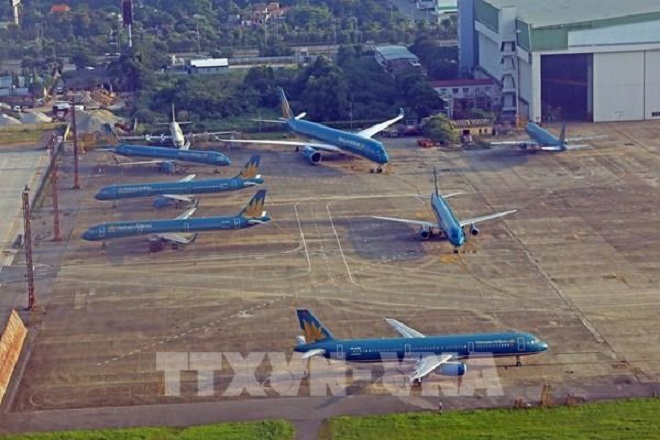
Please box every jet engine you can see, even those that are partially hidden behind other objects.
[160,161,177,174]
[148,237,166,253]
[300,146,322,165]
[470,224,480,236]
[419,226,431,240]
[435,362,467,376]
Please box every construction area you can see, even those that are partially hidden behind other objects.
[0,121,659,433]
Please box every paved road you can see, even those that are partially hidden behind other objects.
[1,382,659,439]
[0,145,50,274]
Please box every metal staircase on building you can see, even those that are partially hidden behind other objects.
[500,40,518,122]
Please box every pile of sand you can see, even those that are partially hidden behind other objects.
[75,109,122,134]
[0,113,21,125]
[20,112,51,124]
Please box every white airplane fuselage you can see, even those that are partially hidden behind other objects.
[170,122,189,150]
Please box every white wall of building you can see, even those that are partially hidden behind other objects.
[517,55,533,108]
[644,50,660,119]
[477,31,501,79]
[593,51,645,121]
[569,20,660,48]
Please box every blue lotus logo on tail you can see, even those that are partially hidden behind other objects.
[240,189,267,218]
[239,155,261,179]
[277,87,293,120]
[302,321,325,343]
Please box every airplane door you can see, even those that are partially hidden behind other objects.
[517,337,525,352]
[184,222,190,232]
[336,344,344,359]
[404,343,412,357]
[99,226,105,238]
[468,341,474,353]
[234,218,241,229]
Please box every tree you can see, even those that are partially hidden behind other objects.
[70,50,95,70]
[301,68,350,121]
[422,114,457,144]
[395,67,445,119]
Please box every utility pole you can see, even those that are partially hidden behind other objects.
[50,134,61,241]
[70,101,80,189]
[22,186,35,310]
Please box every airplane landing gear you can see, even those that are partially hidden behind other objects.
[371,166,384,174]
[516,355,522,367]
[453,247,459,254]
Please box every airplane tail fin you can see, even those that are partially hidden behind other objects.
[296,309,335,343]
[276,87,294,120]
[558,123,567,151]
[433,167,439,196]
[238,189,267,219]
[171,103,176,122]
[237,155,261,179]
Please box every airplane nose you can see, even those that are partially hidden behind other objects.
[539,341,549,352]
[81,228,95,241]
[94,190,107,200]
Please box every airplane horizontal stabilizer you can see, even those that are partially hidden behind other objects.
[301,348,325,359]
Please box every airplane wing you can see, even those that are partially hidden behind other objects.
[458,209,517,227]
[217,138,341,152]
[250,118,287,124]
[178,174,196,182]
[356,108,405,139]
[442,192,462,199]
[372,216,436,229]
[117,135,149,141]
[175,205,198,220]
[157,232,197,244]
[161,194,194,203]
[490,140,539,146]
[384,318,426,338]
[115,159,171,166]
[410,354,454,382]
[145,134,172,141]
[563,144,592,150]
[567,135,606,142]
[189,131,236,139]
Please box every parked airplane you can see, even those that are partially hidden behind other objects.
[294,309,549,384]
[372,170,516,253]
[81,189,270,249]
[106,143,232,173]
[219,87,403,173]
[118,104,234,150]
[94,155,264,208]
[491,122,595,152]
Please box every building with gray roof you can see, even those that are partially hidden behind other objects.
[459,0,660,122]
[374,46,421,75]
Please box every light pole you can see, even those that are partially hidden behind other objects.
[196,20,202,54]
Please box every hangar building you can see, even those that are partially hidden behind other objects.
[458,0,660,123]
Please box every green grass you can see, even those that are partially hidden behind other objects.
[321,398,660,440]
[0,419,294,440]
